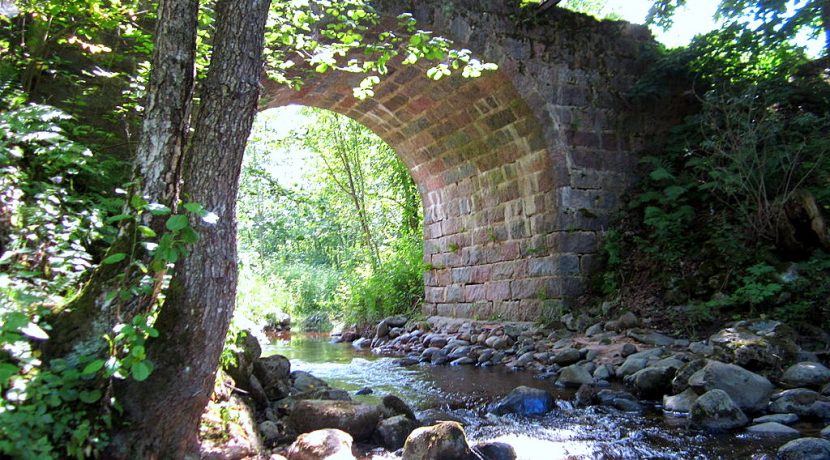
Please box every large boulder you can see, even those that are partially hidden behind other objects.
[253,354,291,400]
[487,386,554,416]
[781,362,830,389]
[745,422,799,437]
[709,322,797,371]
[689,389,749,432]
[290,371,330,397]
[402,422,472,460]
[287,429,355,460]
[374,415,418,450]
[777,437,830,460]
[596,389,643,413]
[379,394,417,421]
[289,400,381,441]
[688,360,773,413]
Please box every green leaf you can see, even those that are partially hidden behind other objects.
[102,253,127,264]
[180,226,200,244]
[165,215,189,232]
[146,203,172,215]
[0,363,19,384]
[79,390,102,404]
[649,167,675,181]
[183,202,208,217]
[137,225,157,238]
[106,214,133,224]
[131,361,153,381]
[81,359,105,376]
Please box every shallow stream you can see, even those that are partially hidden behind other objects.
[266,332,787,459]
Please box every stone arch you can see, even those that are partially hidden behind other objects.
[260,1,661,320]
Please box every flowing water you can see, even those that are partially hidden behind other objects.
[266,332,788,460]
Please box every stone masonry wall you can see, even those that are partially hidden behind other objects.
[260,1,662,321]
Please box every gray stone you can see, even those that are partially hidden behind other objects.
[671,359,706,394]
[593,364,613,380]
[616,357,648,378]
[596,389,642,412]
[291,371,329,396]
[821,425,830,439]
[472,441,517,460]
[688,341,714,356]
[781,362,830,389]
[687,360,773,413]
[379,395,417,421]
[289,400,381,441]
[709,325,797,371]
[253,354,291,400]
[259,420,281,445]
[585,323,604,337]
[753,413,799,425]
[552,348,582,366]
[402,422,472,460]
[663,388,699,414]
[690,389,749,432]
[620,343,637,358]
[487,386,554,416]
[287,429,355,460]
[628,329,675,347]
[558,365,594,387]
[451,357,476,366]
[770,388,826,418]
[352,337,371,349]
[777,437,830,460]
[625,365,676,399]
[745,422,800,436]
[513,351,535,367]
[374,415,418,451]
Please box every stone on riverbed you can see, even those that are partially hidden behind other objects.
[663,388,699,414]
[472,441,517,460]
[596,389,643,413]
[374,415,418,450]
[689,389,748,432]
[770,388,830,420]
[555,364,593,387]
[745,422,800,437]
[753,413,799,425]
[402,422,472,460]
[253,354,291,400]
[289,400,381,441]
[625,365,677,399]
[687,360,773,413]
[286,429,355,460]
[781,362,830,389]
[487,386,554,416]
[777,437,830,460]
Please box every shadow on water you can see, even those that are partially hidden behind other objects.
[265,332,786,460]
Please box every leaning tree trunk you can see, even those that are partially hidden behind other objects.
[44,0,199,359]
[107,0,272,457]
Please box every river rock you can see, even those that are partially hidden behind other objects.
[253,354,291,400]
[552,348,582,366]
[597,389,642,412]
[628,329,675,347]
[289,400,381,441]
[620,343,638,358]
[472,441,517,460]
[770,388,830,420]
[745,422,800,437]
[225,331,262,391]
[593,364,613,381]
[487,386,554,416]
[688,360,773,413]
[485,336,511,350]
[777,437,830,460]
[291,371,329,396]
[616,357,648,378]
[558,365,594,387]
[416,409,467,426]
[585,323,604,337]
[663,388,699,414]
[259,420,281,445]
[626,365,677,399]
[352,337,371,349]
[287,429,355,460]
[709,323,797,371]
[249,375,268,409]
[672,359,706,394]
[374,415,418,450]
[379,394,417,421]
[402,422,472,460]
[689,389,748,432]
[753,413,799,425]
[821,425,830,439]
[781,362,830,389]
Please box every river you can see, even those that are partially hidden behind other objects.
[265,332,786,459]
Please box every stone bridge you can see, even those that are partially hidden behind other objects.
[262,0,667,321]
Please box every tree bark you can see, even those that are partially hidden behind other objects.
[107,0,271,457]
[43,0,199,359]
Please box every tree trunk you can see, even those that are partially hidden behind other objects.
[44,0,199,360]
[107,0,271,457]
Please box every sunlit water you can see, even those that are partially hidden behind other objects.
[265,333,787,459]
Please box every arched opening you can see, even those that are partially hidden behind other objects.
[236,106,425,329]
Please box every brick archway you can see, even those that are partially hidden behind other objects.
[260,1,661,320]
